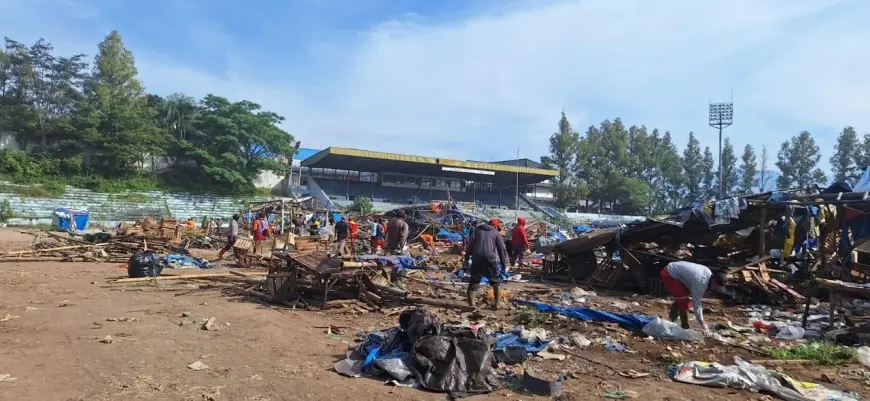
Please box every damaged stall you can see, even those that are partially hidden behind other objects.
[543,191,814,302]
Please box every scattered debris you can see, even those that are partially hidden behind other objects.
[188,361,209,371]
[202,317,218,331]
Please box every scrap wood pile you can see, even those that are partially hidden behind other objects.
[2,226,222,264]
[546,188,842,302]
[105,250,479,315]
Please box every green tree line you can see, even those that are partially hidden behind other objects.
[0,32,295,194]
[541,113,865,215]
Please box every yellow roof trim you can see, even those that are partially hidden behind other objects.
[319,147,558,177]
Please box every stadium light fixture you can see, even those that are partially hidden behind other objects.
[708,101,734,199]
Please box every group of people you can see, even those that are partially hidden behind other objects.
[216,213,273,259]
[217,210,730,332]
[464,217,731,333]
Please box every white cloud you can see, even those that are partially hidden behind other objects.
[1,0,869,167]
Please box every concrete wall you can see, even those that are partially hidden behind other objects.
[0,183,287,228]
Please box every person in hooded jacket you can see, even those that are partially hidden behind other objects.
[334,215,350,256]
[510,217,530,267]
[465,220,508,309]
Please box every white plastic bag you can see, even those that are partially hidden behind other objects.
[642,317,702,342]
[774,325,805,341]
[858,346,870,368]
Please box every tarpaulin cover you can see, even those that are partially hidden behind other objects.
[406,310,502,396]
[356,254,420,269]
[855,167,870,191]
[164,253,214,269]
[572,225,594,234]
[127,250,162,278]
[513,300,654,331]
[334,309,502,396]
[437,228,464,242]
[493,332,550,353]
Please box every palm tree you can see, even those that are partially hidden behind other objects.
[162,93,197,140]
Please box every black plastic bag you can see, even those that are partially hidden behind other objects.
[127,251,162,278]
[406,310,502,397]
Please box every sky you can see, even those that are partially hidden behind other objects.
[2,0,869,174]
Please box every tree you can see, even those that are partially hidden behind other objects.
[80,31,164,175]
[854,133,870,176]
[681,133,704,202]
[737,144,757,194]
[701,146,715,199]
[162,93,198,140]
[350,197,373,215]
[776,131,827,189]
[0,32,297,195]
[830,126,859,183]
[174,94,295,191]
[720,138,738,195]
[758,145,770,191]
[540,111,584,209]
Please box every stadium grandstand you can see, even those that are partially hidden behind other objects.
[289,146,561,219]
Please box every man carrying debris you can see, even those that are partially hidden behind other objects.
[510,217,530,267]
[660,261,729,333]
[217,214,240,259]
[386,210,410,282]
[465,220,509,310]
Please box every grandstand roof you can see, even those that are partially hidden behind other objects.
[302,147,558,185]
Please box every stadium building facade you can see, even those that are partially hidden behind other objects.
[290,147,559,218]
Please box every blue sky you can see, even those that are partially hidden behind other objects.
[2,0,869,175]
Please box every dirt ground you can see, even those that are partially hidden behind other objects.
[0,229,867,401]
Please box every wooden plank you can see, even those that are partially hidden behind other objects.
[758,262,770,282]
[769,278,805,300]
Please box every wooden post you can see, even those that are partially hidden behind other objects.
[280,199,285,234]
[757,206,767,256]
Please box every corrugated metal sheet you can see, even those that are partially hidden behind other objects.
[0,184,283,228]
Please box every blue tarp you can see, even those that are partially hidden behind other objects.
[356,254,421,270]
[572,225,594,234]
[437,228,464,242]
[512,300,654,331]
[52,208,89,232]
[492,332,550,353]
[163,253,214,269]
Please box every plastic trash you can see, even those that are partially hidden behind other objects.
[858,346,870,368]
[642,317,702,342]
[774,325,805,341]
[126,250,162,278]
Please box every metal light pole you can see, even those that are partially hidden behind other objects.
[708,102,733,199]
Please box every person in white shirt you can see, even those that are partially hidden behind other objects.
[659,261,729,334]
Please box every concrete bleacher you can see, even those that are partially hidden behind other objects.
[314,177,545,220]
[315,178,528,209]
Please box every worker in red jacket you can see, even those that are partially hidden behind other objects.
[510,217,530,267]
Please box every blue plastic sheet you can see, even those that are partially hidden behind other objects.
[492,332,550,353]
[512,300,654,331]
[163,253,214,269]
[572,225,593,234]
[437,229,464,242]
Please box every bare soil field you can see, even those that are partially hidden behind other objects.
[0,229,866,401]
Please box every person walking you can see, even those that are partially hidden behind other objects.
[217,214,240,259]
[465,220,509,310]
[334,215,350,256]
[510,217,530,267]
[660,261,729,334]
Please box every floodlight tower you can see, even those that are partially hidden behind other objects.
[708,102,733,199]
